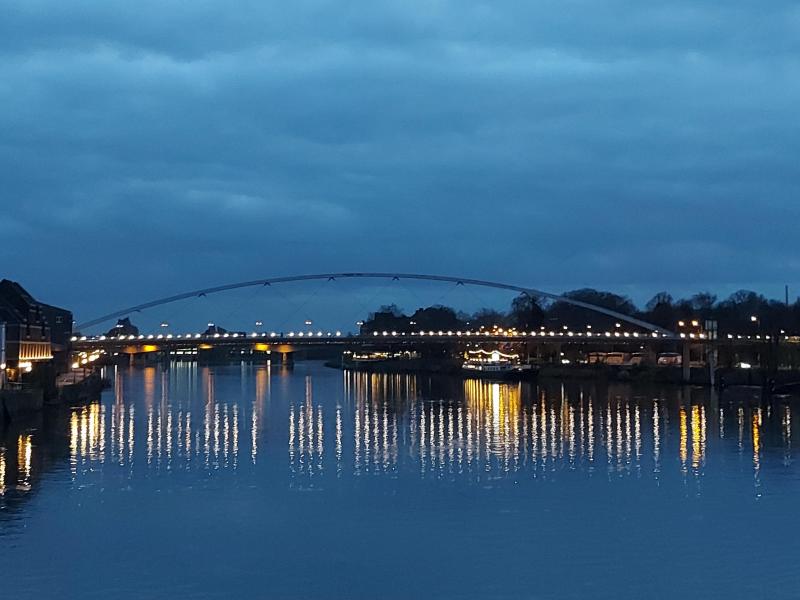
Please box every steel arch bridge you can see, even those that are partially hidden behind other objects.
[76,272,673,335]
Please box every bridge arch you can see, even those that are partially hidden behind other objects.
[76,272,674,335]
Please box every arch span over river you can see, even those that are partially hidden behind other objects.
[76,272,673,335]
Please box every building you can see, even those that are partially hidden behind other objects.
[0,279,73,383]
[105,317,139,337]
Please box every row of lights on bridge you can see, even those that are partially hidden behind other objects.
[74,329,688,342]
[72,329,799,344]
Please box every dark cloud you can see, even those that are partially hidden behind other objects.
[1,1,798,328]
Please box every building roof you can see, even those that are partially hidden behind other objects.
[0,279,71,328]
[0,280,34,325]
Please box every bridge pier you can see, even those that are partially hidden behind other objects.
[197,346,231,365]
[126,352,162,366]
[682,341,691,384]
[705,343,718,387]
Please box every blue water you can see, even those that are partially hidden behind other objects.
[2,362,799,599]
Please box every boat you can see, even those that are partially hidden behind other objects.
[461,349,536,380]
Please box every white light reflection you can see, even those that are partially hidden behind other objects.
[35,367,800,497]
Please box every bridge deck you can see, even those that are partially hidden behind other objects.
[72,330,789,353]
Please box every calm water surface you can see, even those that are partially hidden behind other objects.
[2,362,799,599]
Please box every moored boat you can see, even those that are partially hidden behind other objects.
[461,349,537,380]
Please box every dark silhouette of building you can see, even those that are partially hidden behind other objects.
[203,323,228,336]
[0,279,72,382]
[105,317,139,337]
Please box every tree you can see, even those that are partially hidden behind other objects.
[362,304,409,333]
[646,292,673,312]
[378,304,404,317]
[410,305,463,331]
[690,292,717,314]
[716,290,769,331]
[644,292,675,329]
[470,308,508,330]
[510,294,545,330]
[563,289,637,315]
[547,289,637,330]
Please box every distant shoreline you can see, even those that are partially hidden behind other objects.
[325,358,799,389]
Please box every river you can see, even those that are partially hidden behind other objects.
[1,361,799,599]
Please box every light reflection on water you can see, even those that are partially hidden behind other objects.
[0,363,795,493]
[2,362,800,599]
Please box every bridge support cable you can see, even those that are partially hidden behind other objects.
[273,277,333,333]
[75,272,675,336]
[215,283,268,331]
[393,277,428,313]
[457,280,506,319]
[259,280,296,330]
[341,277,403,334]
[157,293,204,332]
[427,281,464,311]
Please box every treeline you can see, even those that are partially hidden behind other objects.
[360,289,800,334]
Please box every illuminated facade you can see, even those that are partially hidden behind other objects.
[0,279,72,380]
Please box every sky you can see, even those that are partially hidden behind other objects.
[2,1,799,331]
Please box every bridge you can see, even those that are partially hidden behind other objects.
[72,325,781,361]
[71,272,797,381]
[73,328,681,354]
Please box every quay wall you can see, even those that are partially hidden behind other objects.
[0,388,44,422]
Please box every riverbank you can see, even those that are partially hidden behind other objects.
[0,388,44,421]
[0,372,107,423]
[326,358,800,390]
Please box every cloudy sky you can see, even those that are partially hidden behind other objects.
[2,1,799,329]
